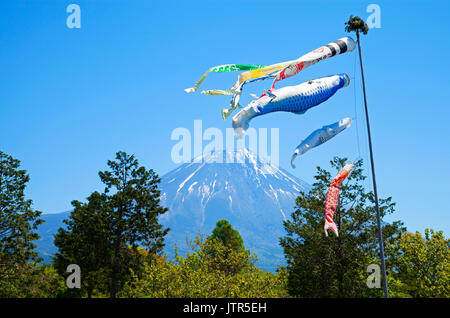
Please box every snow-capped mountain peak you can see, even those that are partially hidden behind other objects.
[159,149,310,272]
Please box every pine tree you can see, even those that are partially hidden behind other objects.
[54,151,169,298]
[0,151,44,296]
[205,220,249,275]
[0,151,43,266]
[209,219,245,252]
[280,157,404,297]
[53,192,112,297]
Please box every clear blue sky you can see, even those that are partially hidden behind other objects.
[1,1,449,235]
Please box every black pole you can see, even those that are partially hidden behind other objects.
[356,30,389,298]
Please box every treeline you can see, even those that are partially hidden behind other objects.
[0,150,449,298]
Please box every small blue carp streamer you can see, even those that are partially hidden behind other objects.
[291,117,352,168]
[232,74,350,138]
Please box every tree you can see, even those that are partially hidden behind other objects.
[119,234,288,298]
[0,151,44,286]
[386,229,450,297]
[101,151,170,297]
[53,192,112,298]
[209,219,245,252]
[54,151,170,298]
[206,220,249,275]
[0,263,66,298]
[280,157,404,297]
[344,16,369,35]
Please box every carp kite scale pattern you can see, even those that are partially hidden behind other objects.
[324,162,355,237]
[232,74,350,138]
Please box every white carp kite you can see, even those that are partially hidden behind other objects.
[291,118,352,168]
[324,162,355,237]
[232,74,350,138]
[185,37,355,119]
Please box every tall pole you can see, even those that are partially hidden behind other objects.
[356,30,389,298]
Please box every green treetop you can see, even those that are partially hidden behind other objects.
[209,219,245,252]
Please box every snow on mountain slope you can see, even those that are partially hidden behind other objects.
[35,149,310,272]
[159,149,310,272]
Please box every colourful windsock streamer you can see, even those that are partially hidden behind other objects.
[324,162,356,237]
[185,37,355,119]
[291,118,352,168]
[269,37,355,91]
[232,74,350,138]
[184,64,265,93]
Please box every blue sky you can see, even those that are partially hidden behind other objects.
[1,0,449,235]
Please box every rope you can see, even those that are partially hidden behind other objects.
[353,51,362,161]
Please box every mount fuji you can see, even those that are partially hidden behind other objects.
[159,149,310,272]
[36,149,310,272]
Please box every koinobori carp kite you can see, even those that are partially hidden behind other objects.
[324,162,355,237]
[291,117,352,168]
[232,74,350,138]
[268,37,355,92]
[184,37,355,119]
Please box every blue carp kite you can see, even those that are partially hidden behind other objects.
[232,74,350,137]
[291,117,352,168]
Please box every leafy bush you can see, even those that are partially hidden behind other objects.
[118,235,288,298]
